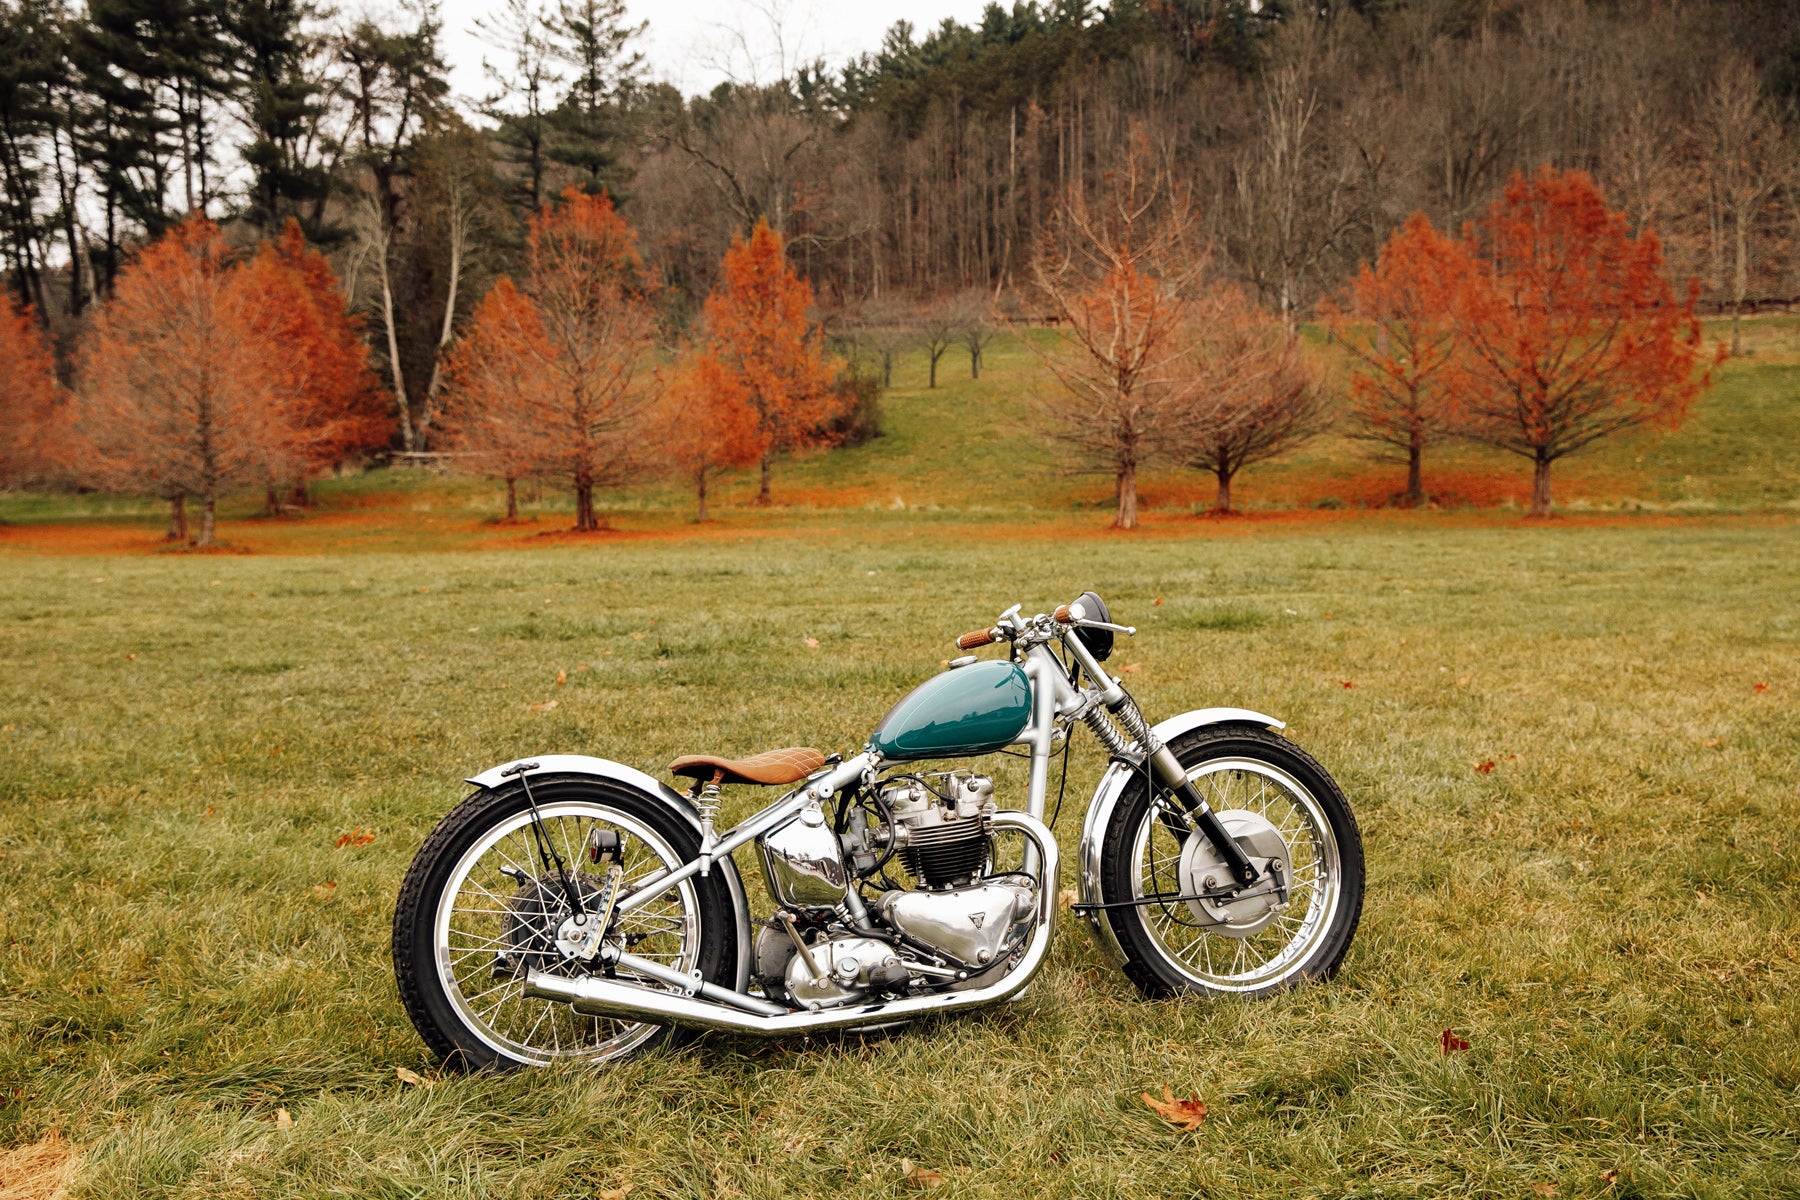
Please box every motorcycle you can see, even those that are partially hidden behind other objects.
[392,592,1365,1069]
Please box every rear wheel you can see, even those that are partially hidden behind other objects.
[1098,726,1363,999]
[392,776,738,1070]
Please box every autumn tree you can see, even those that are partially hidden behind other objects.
[0,297,61,490]
[441,188,658,530]
[657,353,760,521]
[72,218,304,546]
[949,290,998,380]
[693,218,836,506]
[1028,131,1213,529]
[1332,214,1470,505]
[1177,290,1328,513]
[437,278,554,521]
[915,301,958,389]
[1452,168,1710,517]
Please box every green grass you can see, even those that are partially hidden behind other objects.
[3,525,1797,1197]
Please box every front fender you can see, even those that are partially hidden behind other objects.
[1074,708,1285,966]
[465,754,754,993]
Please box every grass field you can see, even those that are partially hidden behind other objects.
[2,523,1797,1198]
[1,316,1798,1197]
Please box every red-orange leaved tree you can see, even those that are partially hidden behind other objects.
[0,299,62,490]
[657,353,762,521]
[694,219,837,506]
[1333,213,1471,505]
[437,278,557,520]
[1453,168,1711,516]
[442,188,660,531]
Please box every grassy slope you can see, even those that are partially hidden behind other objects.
[1,526,1796,1198]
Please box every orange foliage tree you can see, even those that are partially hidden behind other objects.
[441,188,659,531]
[1452,168,1711,516]
[73,217,315,546]
[1333,213,1470,505]
[1028,132,1213,529]
[0,299,62,490]
[657,353,761,521]
[693,218,837,506]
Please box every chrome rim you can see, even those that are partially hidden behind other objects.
[434,800,700,1064]
[1128,757,1341,992]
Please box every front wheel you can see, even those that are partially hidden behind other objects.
[1097,726,1363,1000]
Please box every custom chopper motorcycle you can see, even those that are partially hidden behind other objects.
[393,593,1364,1069]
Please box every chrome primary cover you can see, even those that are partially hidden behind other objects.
[878,881,1036,966]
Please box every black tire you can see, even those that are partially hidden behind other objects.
[1098,725,1364,1000]
[392,775,740,1070]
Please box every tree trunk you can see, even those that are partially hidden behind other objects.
[1214,466,1233,513]
[757,456,772,506]
[1114,461,1138,530]
[1732,209,1747,357]
[1405,430,1424,505]
[264,482,281,516]
[167,494,187,541]
[197,494,217,547]
[574,479,600,531]
[928,351,940,388]
[290,479,310,508]
[505,476,518,520]
[695,465,709,522]
[1530,451,1553,517]
[969,344,981,380]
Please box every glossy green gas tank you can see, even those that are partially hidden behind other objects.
[869,660,1033,761]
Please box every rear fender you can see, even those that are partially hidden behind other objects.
[465,754,754,993]
[1074,709,1285,966]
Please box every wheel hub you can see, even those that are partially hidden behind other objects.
[1178,810,1291,938]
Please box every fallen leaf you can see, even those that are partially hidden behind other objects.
[528,699,558,713]
[902,1162,944,1190]
[395,1066,425,1086]
[1532,1184,1558,1197]
[1120,662,1142,674]
[1600,1169,1619,1187]
[555,669,567,686]
[1695,890,1711,904]
[804,637,820,649]
[1475,759,1496,775]
[1752,682,1768,693]
[576,662,589,673]
[1153,597,1164,606]
[276,1108,293,1130]
[204,805,215,816]
[311,881,337,900]
[418,586,430,594]
[780,1133,810,1154]
[1340,680,1356,689]
[1455,675,1472,686]
[1322,611,1334,619]
[1702,737,1723,748]
[631,631,647,641]
[335,827,376,849]
[1440,1028,1470,1054]
[596,1186,634,1200]
[125,652,136,659]
[1142,1084,1207,1131]
[1398,638,1407,645]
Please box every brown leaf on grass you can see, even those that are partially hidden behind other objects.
[804,637,820,649]
[1752,682,1768,693]
[1475,759,1496,775]
[1455,675,1472,686]
[311,881,337,900]
[1153,596,1164,605]
[395,1066,425,1087]
[275,1108,293,1130]
[900,1160,944,1190]
[1340,680,1356,689]
[335,827,376,849]
[631,631,647,641]
[1120,662,1142,674]
[528,699,558,713]
[0,1129,76,1200]
[1600,1169,1619,1187]
[1531,1184,1558,1197]
[596,1186,633,1200]
[1141,1084,1207,1130]
[1322,611,1334,619]
[1440,1028,1470,1054]
[555,669,567,686]
[1702,737,1724,748]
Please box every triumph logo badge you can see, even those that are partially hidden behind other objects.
[969,912,986,928]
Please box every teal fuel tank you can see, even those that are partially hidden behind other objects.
[869,660,1033,761]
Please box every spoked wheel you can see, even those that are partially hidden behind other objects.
[393,776,738,1070]
[1098,726,1364,999]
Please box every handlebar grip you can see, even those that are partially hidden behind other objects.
[1053,604,1072,624]
[956,629,995,650]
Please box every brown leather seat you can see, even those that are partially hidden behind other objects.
[668,747,828,788]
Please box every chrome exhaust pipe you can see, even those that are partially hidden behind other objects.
[523,812,1058,1036]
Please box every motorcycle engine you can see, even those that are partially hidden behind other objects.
[883,771,995,889]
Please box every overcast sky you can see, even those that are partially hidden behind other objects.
[434,0,996,107]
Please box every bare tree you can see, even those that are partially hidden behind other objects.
[949,290,999,379]
[1698,66,1789,356]
[915,300,959,389]
[1176,291,1328,513]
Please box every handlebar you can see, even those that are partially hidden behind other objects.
[956,628,996,650]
